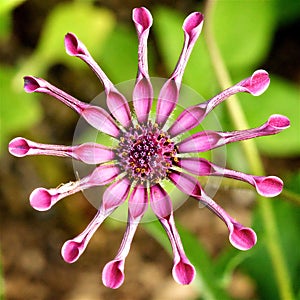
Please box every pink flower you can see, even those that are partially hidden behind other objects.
[8,7,289,289]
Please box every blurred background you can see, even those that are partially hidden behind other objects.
[0,0,300,299]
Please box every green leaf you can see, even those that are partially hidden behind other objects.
[0,0,26,38]
[238,75,300,156]
[14,2,115,84]
[99,25,138,83]
[242,175,300,299]
[0,67,42,151]
[0,0,25,14]
[213,0,277,72]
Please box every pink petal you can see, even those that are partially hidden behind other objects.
[176,157,283,197]
[106,91,132,128]
[128,185,148,219]
[102,260,125,289]
[239,69,270,96]
[168,70,271,137]
[150,184,173,218]
[253,176,283,197]
[24,76,120,137]
[80,106,121,137]
[172,258,196,285]
[159,214,195,285]
[168,170,256,250]
[167,170,202,198]
[132,6,152,79]
[155,12,203,126]
[65,33,132,128]
[103,192,145,290]
[168,105,206,137]
[132,7,153,123]
[177,131,222,153]
[72,143,115,164]
[133,77,153,124]
[267,114,290,130]
[229,222,257,251]
[174,12,204,83]
[62,208,112,263]
[8,137,31,157]
[177,114,290,153]
[8,137,115,164]
[132,7,153,34]
[102,177,131,210]
[198,190,257,250]
[62,178,130,264]
[29,165,120,211]
[155,79,179,126]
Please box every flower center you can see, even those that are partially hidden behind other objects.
[116,122,178,185]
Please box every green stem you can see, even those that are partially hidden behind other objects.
[203,1,295,300]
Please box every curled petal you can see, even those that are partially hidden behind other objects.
[253,176,283,197]
[102,186,146,290]
[160,214,195,285]
[168,170,256,250]
[30,165,120,211]
[132,6,152,78]
[168,70,270,137]
[24,76,120,137]
[102,213,143,289]
[176,157,283,197]
[65,33,132,128]
[238,69,270,96]
[132,7,153,123]
[8,137,115,164]
[62,178,129,264]
[155,12,203,126]
[102,260,125,289]
[133,7,153,36]
[62,208,111,263]
[199,191,257,250]
[229,221,257,251]
[177,114,290,153]
[175,12,204,83]
[173,257,196,285]
[150,184,173,218]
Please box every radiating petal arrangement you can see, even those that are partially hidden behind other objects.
[8,7,289,288]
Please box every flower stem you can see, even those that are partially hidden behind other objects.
[203,1,295,299]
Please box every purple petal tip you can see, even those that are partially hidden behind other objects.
[8,137,30,157]
[29,188,53,211]
[23,76,40,93]
[172,261,195,285]
[133,7,153,30]
[102,260,125,289]
[183,12,204,34]
[268,114,290,130]
[65,32,85,56]
[255,176,283,197]
[244,70,270,96]
[229,225,257,251]
[61,240,81,263]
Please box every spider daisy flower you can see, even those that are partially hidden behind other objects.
[8,7,290,289]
